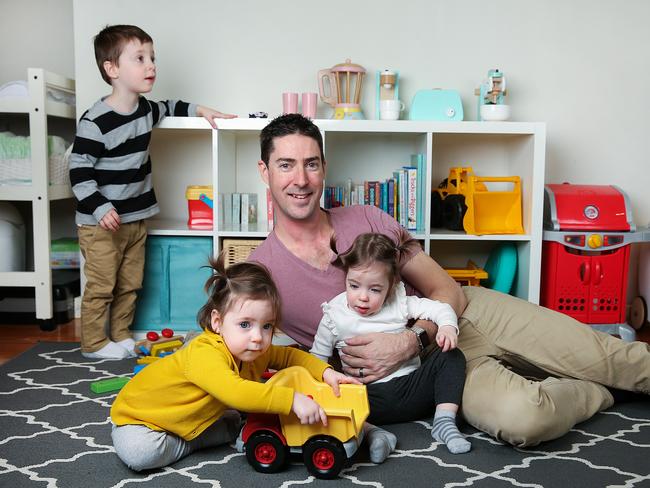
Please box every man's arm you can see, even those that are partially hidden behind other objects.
[340,251,467,383]
[400,251,467,348]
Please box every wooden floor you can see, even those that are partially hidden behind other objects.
[0,318,81,366]
[0,318,648,367]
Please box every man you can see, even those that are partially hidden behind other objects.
[249,113,650,447]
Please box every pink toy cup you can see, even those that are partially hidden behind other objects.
[282,92,299,114]
[301,92,318,119]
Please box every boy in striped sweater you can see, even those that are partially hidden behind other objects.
[70,24,235,359]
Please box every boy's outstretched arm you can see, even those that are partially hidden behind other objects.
[196,105,237,128]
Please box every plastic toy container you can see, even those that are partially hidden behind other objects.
[185,185,213,230]
[132,236,213,331]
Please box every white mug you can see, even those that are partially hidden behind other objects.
[380,99,405,120]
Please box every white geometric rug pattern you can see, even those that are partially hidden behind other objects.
[1,343,649,488]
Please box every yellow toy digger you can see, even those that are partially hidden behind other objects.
[431,166,524,235]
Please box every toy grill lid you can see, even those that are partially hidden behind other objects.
[543,183,635,232]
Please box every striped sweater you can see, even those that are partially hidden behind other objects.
[69,96,196,225]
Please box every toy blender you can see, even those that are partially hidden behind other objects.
[318,59,366,120]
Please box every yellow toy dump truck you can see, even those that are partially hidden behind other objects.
[431,166,524,235]
[242,366,369,480]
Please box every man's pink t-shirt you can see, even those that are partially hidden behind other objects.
[249,205,418,348]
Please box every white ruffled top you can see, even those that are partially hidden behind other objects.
[309,282,458,384]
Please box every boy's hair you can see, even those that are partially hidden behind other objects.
[196,252,282,333]
[331,232,420,295]
[259,113,325,165]
[94,24,153,86]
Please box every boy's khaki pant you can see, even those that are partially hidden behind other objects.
[78,221,147,353]
[458,286,650,447]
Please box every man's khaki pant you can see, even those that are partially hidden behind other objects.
[458,286,650,447]
[78,221,147,353]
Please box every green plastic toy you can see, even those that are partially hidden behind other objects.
[90,376,130,394]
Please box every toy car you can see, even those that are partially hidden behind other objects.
[431,166,523,235]
[242,366,369,479]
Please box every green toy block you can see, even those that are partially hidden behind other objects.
[90,376,131,394]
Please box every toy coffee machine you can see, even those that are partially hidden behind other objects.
[375,69,399,119]
[475,68,510,121]
[540,183,649,341]
[318,59,366,120]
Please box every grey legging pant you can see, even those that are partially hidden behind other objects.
[112,411,240,471]
[459,286,650,447]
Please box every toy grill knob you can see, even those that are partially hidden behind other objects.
[587,234,603,249]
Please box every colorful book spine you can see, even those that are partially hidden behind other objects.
[411,153,426,232]
[404,166,418,231]
[266,188,274,230]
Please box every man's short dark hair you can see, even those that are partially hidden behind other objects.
[94,25,153,86]
[259,114,325,165]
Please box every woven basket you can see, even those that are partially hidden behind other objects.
[222,239,264,267]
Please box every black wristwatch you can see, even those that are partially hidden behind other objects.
[408,325,430,352]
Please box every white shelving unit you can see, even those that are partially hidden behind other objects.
[152,117,545,303]
[0,69,76,325]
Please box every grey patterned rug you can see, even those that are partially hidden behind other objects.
[1,342,649,488]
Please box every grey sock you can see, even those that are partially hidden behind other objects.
[431,410,471,454]
[364,423,397,463]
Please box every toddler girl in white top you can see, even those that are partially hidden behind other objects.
[311,232,471,455]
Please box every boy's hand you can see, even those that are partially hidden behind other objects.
[99,208,121,232]
[436,325,458,352]
[322,367,361,397]
[292,392,327,426]
[196,105,237,129]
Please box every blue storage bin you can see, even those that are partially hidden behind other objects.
[132,236,213,331]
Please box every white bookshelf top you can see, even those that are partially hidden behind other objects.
[190,117,546,135]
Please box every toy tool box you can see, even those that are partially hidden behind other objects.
[541,184,646,330]
[185,185,213,230]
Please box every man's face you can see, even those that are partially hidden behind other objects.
[258,134,325,223]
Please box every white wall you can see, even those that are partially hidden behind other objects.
[1,0,74,83]
[71,0,650,226]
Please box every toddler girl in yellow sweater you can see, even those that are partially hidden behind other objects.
[111,255,356,471]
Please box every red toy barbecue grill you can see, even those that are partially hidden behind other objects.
[541,183,645,341]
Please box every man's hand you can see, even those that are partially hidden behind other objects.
[292,392,327,426]
[436,325,458,352]
[322,367,361,396]
[99,208,120,232]
[196,105,237,128]
[339,331,418,383]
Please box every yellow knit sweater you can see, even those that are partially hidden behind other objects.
[111,331,330,440]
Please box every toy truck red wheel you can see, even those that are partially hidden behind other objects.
[303,435,347,480]
[245,431,288,473]
[442,194,467,231]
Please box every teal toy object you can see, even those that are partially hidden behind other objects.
[409,89,463,121]
[483,242,517,294]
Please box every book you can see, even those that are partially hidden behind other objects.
[404,166,418,231]
[223,193,232,226]
[266,188,274,230]
[232,193,241,226]
[411,153,426,232]
[247,193,258,224]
